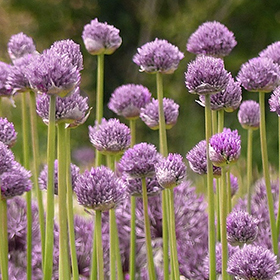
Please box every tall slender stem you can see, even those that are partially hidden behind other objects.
[109,209,116,280]
[247,128,253,214]
[90,229,97,280]
[0,198,8,280]
[227,170,232,214]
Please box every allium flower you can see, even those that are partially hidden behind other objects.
[140,98,179,130]
[133,38,184,74]
[38,159,80,195]
[186,140,221,177]
[74,165,127,211]
[155,153,186,189]
[227,244,278,280]
[108,84,152,119]
[0,118,17,148]
[237,57,280,93]
[7,32,37,61]
[209,128,241,167]
[72,146,95,167]
[186,21,237,57]
[36,87,90,127]
[118,142,159,179]
[269,86,280,116]
[185,55,230,95]
[0,142,15,175]
[226,210,259,246]
[82,18,122,55]
[229,173,239,197]
[238,100,260,129]
[88,118,131,155]
[259,41,280,65]
[0,61,12,97]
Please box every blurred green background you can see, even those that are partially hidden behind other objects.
[1,0,280,183]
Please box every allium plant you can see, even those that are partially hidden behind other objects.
[0,117,17,148]
[259,41,280,65]
[238,100,260,130]
[0,61,12,98]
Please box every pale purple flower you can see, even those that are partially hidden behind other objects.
[269,86,280,116]
[259,41,280,65]
[0,61,12,97]
[238,100,260,129]
[0,118,17,148]
[72,146,95,167]
[0,142,15,175]
[229,173,239,197]
[237,57,280,92]
[89,118,131,155]
[108,84,152,119]
[82,18,122,55]
[140,98,179,130]
[227,244,278,280]
[209,128,241,167]
[185,55,231,95]
[133,38,184,74]
[187,21,237,57]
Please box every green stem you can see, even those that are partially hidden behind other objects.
[129,119,136,147]
[0,198,8,280]
[277,117,280,235]
[227,170,232,214]
[247,128,253,214]
[211,110,217,134]
[217,109,224,133]
[110,209,116,280]
[90,228,97,280]
[216,178,221,242]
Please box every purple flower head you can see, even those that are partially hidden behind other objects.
[89,118,131,155]
[74,165,127,211]
[259,41,280,65]
[155,153,186,189]
[140,97,179,130]
[209,128,241,167]
[0,61,12,97]
[72,146,95,168]
[118,142,159,179]
[0,142,15,175]
[269,86,280,116]
[108,84,152,119]
[238,100,260,130]
[38,159,80,195]
[237,57,280,93]
[133,38,184,74]
[185,55,231,95]
[8,32,37,61]
[0,118,17,148]
[227,244,278,280]
[36,87,90,127]
[187,21,237,57]
[197,75,242,112]
[186,139,221,177]
[229,173,239,197]
[82,18,122,55]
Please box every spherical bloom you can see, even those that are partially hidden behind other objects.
[0,117,17,148]
[133,38,184,74]
[140,98,179,130]
[36,87,90,127]
[186,21,237,57]
[108,84,152,119]
[0,61,12,97]
[226,210,259,246]
[82,18,122,55]
[89,118,131,155]
[237,57,280,93]
[7,32,37,61]
[186,140,221,177]
[155,153,186,189]
[209,128,241,167]
[118,142,159,179]
[259,41,280,65]
[238,100,260,129]
[38,159,80,195]
[269,86,280,116]
[74,165,127,211]
[0,142,15,175]
[227,244,278,280]
[185,55,230,95]
[197,75,242,112]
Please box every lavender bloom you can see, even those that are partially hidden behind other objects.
[0,118,17,148]
[209,128,241,167]
[185,55,230,95]
[89,118,131,155]
[72,146,95,167]
[227,244,278,280]
[36,87,89,127]
[259,41,280,65]
[0,142,15,175]
[269,86,280,116]
[133,38,184,74]
[238,100,260,129]
[187,21,237,57]
[0,61,12,97]
[237,57,280,93]
[229,173,239,197]
[108,84,152,119]
[82,18,122,55]
[7,32,37,61]
[186,140,221,177]
[155,153,186,189]
[140,98,179,130]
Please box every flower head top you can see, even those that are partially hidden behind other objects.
[238,100,260,130]
[0,61,12,97]
[82,18,122,55]
[259,41,280,65]
[187,21,237,57]
[133,38,184,74]
[237,57,280,93]
[209,128,241,167]
[7,32,37,61]
[108,84,152,120]
[269,86,280,116]
[140,97,179,130]
[0,118,17,148]
[88,118,131,155]
[185,55,230,95]
[0,142,15,175]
